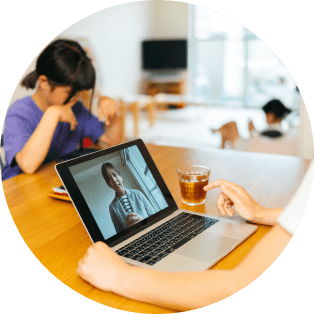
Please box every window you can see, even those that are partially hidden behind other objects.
[190,6,298,109]
[122,146,168,211]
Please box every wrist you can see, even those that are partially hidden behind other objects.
[45,106,61,122]
[250,205,267,224]
[112,263,133,295]
[252,206,283,226]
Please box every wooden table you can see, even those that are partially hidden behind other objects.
[2,144,310,313]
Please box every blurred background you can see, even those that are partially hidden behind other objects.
[7,0,313,160]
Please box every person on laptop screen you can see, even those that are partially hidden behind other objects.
[77,160,313,311]
[101,162,158,233]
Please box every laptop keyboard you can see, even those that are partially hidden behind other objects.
[116,212,218,266]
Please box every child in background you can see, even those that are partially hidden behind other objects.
[2,39,121,180]
[254,98,292,138]
[213,99,293,150]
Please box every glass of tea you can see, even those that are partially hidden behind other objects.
[177,165,210,206]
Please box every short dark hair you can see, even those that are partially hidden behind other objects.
[262,99,292,120]
[21,39,96,105]
[101,163,122,187]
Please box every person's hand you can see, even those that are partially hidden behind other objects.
[97,96,119,126]
[76,241,129,292]
[48,101,78,131]
[204,180,265,222]
[126,212,143,227]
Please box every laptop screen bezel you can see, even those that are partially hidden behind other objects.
[55,139,178,247]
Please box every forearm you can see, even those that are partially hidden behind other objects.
[251,207,283,226]
[115,266,234,311]
[115,224,291,311]
[15,108,59,174]
[232,224,291,286]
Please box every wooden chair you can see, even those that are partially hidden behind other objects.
[119,99,140,141]
[146,100,156,127]
[212,121,240,149]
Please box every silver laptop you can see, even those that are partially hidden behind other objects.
[55,139,257,272]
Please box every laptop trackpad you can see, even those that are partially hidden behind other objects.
[176,232,239,264]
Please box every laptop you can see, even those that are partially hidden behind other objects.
[55,139,257,272]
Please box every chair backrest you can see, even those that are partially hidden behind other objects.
[218,121,240,149]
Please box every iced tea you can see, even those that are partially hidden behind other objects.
[179,177,209,205]
[177,165,210,206]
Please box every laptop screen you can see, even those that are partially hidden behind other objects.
[56,140,178,246]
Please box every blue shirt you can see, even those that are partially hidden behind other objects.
[2,96,104,180]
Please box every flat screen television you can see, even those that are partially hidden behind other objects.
[142,39,187,70]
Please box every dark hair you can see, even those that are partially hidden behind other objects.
[21,39,96,105]
[262,99,292,120]
[101,163,122,187]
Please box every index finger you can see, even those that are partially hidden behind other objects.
[203,179,240,192]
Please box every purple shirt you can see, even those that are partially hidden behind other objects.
[2,96,104,180]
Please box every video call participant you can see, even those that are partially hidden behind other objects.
[101,162,158,233]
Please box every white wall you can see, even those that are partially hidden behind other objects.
[61,0,189,96]
[9,59,36,107]
[8,1,189,104]
[298,97,314,159]
[61,2,151,96]
[149,0,188,38]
